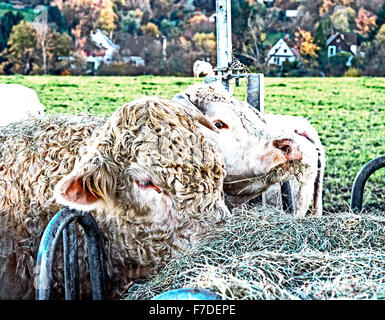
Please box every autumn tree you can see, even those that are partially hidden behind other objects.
[351,24,385,76]
[0,16,74,75]
[46,30,74,74]
[355,7,377,36]
[236,2,278,72]
[184,13,214,38]
[319,0,355,16]
[192,32,216,62]
[140,22,160,36]
[340,0,355,6]
[99,0,117,33]
[52,0,101,39]
[295,28,320,58]
[0,21,38,74]
[319,0,335,17]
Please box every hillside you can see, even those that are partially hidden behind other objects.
[0,0,384,76]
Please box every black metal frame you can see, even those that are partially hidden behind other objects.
[281,180,295,214]
[35,207,108,300]
[350,155,385,212]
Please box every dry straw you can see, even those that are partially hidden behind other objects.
[124,206,385,300]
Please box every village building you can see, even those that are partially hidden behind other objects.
[285,10,298,18]
[326,32,357,58]
[266,38,296,67]
[81,29,120,72]
[82,38,106,72]
[119,34,164,67]
[123,56,145,67]
[257,0,275,7]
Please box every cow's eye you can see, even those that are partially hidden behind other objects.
[213,120,229,129]
[136,180,161,193]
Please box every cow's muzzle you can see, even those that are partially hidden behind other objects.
[273,138,303,161]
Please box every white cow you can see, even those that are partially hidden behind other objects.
[263,114,326,217]
[193,60,214,78]
[173,83,325,217]
[173,83,305,209]
[0,84,45,126]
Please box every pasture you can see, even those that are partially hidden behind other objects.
[1,75,384,213]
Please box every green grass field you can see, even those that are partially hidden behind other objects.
[1,75,384,212]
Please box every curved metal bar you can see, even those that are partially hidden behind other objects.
[63,222,79,300]
[77,214,108,300]
[35,207,107,300]
[350,155,385,212]
[281,180,295,215]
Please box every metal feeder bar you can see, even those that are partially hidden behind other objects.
[350,155,385,212]
[35,207,108,300]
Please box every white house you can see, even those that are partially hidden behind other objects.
[257,0,275,5]
[267,38,296,67]
[84,29,120,71]
[209,13,216,23]
[123,56,145,67]
[285,10,298,18]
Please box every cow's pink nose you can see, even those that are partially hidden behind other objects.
[273,138,302,161]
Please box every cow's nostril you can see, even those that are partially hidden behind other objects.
[273,138,302,161]
[273,139,293,154]
[282,146,291,155]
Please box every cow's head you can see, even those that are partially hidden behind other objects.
[54,97,230,264]
[173,83,304,204]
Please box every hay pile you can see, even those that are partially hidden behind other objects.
[123,206,385,300]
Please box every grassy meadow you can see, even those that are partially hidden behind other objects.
[1,75,384,213]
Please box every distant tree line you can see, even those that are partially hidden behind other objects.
[0,0,384,76]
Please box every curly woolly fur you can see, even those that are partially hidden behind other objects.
[0,97,230,299]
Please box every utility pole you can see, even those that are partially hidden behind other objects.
[215,0,233,93]
[205,0,294,214]
[205,0,264,112]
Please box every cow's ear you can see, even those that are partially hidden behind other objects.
[173,93,219,133]
[54,163,117,211]
[173,93,199,110]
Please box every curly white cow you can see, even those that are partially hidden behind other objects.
[0,97,230,299]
